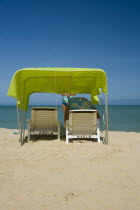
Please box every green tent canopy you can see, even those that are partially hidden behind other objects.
[8,67,107,111]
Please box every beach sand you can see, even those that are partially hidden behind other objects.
[0,128,140,210]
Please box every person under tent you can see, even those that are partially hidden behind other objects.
[61,94,100,127]
[61,93,76,126]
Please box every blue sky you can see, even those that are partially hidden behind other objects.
[0,0,139,105]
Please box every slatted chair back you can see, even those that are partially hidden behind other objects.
[31,107,58,131]
[69,109,97,135]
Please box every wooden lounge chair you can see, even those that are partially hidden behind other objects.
[27,107,60,141]
[66,109,100,144]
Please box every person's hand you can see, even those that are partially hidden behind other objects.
[61,93,70,96]
[61,93,76,96]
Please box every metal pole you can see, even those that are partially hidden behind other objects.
[105,93,109,145]
[20,108,24,146]
[20,109,27,146]
[17,104,26,146]
[22,110,27,143]
[99,92,104,134]
[17,105,22,144]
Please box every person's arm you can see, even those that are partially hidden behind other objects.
[61,93,76,96]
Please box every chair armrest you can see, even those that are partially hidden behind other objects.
[66,120,69,130]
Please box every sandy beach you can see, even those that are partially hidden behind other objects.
[0,129,140,210]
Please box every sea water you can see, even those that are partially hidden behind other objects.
[0,105,140,132]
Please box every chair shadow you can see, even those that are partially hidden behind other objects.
[21,134,104,145]
[69,138,102,143]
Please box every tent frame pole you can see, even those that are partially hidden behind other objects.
[99,93,104,136]
[17,104,27,146]
[105,93,109,145]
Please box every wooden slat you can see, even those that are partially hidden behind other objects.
[69,111,97,135]
[31,109,57,131]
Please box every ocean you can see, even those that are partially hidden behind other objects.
[0,105,140,132]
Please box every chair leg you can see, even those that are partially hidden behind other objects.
[20,130,23,146]
[27,123,30,142]
[97,127,100,143]
[66,120,69,144]
[97,119,100,143]
[57,121,60,141]
[28,132,30,142]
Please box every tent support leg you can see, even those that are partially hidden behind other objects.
[17,106,27,146]
[105,94,109,145]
